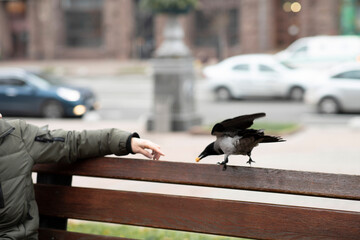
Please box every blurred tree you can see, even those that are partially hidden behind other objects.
[140,0,198,14]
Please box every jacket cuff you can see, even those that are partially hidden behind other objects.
[126,132,140,154]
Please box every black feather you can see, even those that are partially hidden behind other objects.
[211,112,266,135]
[261,136,285,143]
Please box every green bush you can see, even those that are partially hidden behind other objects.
[140,0,198,14]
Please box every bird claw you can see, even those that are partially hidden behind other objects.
[246,159,255,166]
[217,161,227,171]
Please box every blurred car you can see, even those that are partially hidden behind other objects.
[305,62,360,114]
[203,54,317,101]
[276,35,360,69]
[0,68,98,118]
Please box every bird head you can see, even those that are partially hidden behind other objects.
[196,142,222,162]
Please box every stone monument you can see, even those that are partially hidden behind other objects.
[147,14,201,131]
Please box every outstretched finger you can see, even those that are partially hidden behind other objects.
[145,142,165,157]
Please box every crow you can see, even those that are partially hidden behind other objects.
[195,113,285,170]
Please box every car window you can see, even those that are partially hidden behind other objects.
[279,62,295,69]
[332,70,360,80]
[27,73,51,89]
[232,64,249,71]
[33,72,62,85]
[0,77,26,86]
[259,64,276,72]
[292,46,308,57]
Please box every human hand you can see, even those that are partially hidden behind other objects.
[131,138,165,160]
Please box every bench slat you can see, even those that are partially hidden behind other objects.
[34,184,360,240]
[33,157,360,200]
[38,228,133,240]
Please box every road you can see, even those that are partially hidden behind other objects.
[69,75,359,126]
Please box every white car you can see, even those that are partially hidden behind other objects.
[276,35,360,69]
[203,54,316,101]
[305,62,360,114]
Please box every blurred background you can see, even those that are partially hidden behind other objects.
[0,0,359,170]
[0,0,359,165]
[1,0,360,122]
[1,0,359,61]
[1,0,360,233]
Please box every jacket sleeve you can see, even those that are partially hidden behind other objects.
[20,120,136,164]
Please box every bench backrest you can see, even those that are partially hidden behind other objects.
[33,157,360,240]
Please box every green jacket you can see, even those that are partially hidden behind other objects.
[0,119,137,239]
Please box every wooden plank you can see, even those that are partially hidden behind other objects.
[35,184,360,240]
[38,228,133,240]
[33,157,360,200]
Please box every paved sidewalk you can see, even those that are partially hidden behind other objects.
[0,59,150,76]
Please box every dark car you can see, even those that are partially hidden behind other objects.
[0,68,98,118]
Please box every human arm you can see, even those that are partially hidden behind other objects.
[18,120,164,164]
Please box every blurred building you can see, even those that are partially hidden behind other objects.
[0,0,356,61]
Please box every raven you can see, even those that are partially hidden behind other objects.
[196,113,285,170]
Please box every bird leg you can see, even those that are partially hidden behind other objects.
[217,155,229,171]
[246,152,255,166]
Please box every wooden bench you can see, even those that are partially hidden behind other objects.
[32,157,360,240]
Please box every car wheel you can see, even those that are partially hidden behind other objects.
[318,97,340,114]
[215,87,232,101]
[289,87,305,101]
[42,100,64,118]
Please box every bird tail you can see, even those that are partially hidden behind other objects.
[261,135,285,143]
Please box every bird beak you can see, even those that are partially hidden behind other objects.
[195,154,206,162]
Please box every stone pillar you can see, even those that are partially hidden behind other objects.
[147,15,201,132]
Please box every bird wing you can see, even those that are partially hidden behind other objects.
[211,112,266,136]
